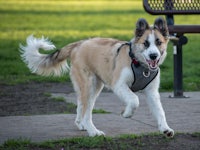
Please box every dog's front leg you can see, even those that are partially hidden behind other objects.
[114,84,139,118]
[144,76,174,137]
[113,68,139,118]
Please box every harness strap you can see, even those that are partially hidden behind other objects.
[117,42,130,54]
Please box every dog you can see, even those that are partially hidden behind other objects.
[20,17,174,137]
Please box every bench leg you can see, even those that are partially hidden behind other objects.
[172,35,188,98]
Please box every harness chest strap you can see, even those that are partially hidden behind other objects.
[130,63,159,92]
[117,42,159,92]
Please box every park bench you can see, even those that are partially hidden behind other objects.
[143,0,200,98]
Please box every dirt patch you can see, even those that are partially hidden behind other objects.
[0,82,75,116]
[114,133,200,150]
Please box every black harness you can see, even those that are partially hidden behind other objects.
[117,42,159,92]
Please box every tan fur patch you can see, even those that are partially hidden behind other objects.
[94,38,121,46]
[154,29,169,53]
[136,29,152,44]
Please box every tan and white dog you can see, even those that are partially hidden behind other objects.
[20,17,174,137]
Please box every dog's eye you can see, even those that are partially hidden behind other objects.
[143,40,150,48]
[156,39,162,46]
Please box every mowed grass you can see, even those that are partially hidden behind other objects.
[0,0,200,91]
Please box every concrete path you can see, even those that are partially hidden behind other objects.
[0,92,200,144]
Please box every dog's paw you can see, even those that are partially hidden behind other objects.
[121,109,133,118]
[163,129,174,138]
[75,120,86,131]
[88,129,105,137]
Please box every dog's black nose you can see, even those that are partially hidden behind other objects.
[149,53,158,60]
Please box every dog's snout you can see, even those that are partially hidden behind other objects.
[149,53,158,60]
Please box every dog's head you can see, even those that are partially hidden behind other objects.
[132,17,169,71]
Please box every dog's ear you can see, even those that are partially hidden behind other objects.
[135,18,150,38]
[154,17,169,38]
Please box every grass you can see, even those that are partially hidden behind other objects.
[92,108,110,114]
[1,132,200,150]
[52,96,66,102]
[0,0,200,91]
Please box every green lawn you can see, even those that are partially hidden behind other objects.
[0,0,200,91]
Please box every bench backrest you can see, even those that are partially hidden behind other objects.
[143,0,200,15]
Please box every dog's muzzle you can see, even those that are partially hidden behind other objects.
[146,53,159,71]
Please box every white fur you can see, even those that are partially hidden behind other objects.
[142,31,161,62]
[144,72,174,136]
[113,67,139,118]
[20,35,69,76]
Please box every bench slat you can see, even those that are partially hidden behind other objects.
[168,25,200,34]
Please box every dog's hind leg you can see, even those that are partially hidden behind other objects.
[70,67,85,131]
[81,76,104,136]
[71,67,104,136]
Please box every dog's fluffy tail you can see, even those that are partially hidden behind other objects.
[20,35,77,76]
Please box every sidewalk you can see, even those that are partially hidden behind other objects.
[0,92,200,144]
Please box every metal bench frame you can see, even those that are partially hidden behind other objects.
[143,0,200,98]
